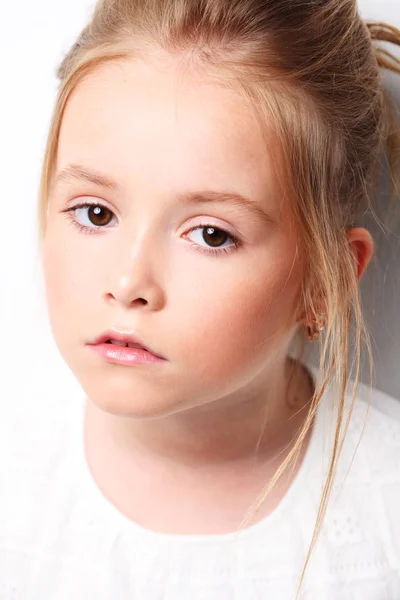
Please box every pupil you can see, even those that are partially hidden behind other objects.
[203,227,227,247]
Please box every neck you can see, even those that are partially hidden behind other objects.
[84,357,315,470]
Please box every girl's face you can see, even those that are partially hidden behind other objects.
[42,57,305,418]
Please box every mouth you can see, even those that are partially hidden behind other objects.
[105,339,149,351]
[89,337,166,365]
[90,330,166,360]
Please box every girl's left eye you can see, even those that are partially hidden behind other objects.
[61,202,242,256]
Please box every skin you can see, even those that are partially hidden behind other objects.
[42,55,374,534]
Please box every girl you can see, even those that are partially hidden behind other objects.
[2,0,400,598]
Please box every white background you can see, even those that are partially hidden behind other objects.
[1,0,399,401]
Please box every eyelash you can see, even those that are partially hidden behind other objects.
[61,202,242,257]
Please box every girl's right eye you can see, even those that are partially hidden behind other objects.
[62,202,117,234]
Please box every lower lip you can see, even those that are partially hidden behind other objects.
[88,343,166,366]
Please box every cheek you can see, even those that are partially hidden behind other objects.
[42,229,85,339]
[172,262,301,383]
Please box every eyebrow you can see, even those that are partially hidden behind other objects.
[53,164,119,192]
[53,163,273,224]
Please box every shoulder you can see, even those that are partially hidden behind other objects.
[352,375,400,422]
[0,363,82,485]
[317,377,400,572]
[320,376,400,487]
[309,365,400,482]
[314,370,400,471]
[346,378,400,472]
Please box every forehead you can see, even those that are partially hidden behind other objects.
[56,58,283,210]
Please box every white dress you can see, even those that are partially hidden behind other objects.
[1,362,400,599]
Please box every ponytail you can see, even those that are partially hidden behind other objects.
[366,21,400,217]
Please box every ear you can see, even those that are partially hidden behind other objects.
[294,227,374,328]
[346,227,374,281]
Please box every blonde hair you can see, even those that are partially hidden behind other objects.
[37,0,400,596]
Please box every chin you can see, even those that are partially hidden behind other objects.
[82,381,186,420]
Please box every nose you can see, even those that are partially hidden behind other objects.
[105,232,165,311]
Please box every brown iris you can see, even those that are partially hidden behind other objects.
[202,226,228,247]
[89,206,113,227]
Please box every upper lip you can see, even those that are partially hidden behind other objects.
[90,328,165,359]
